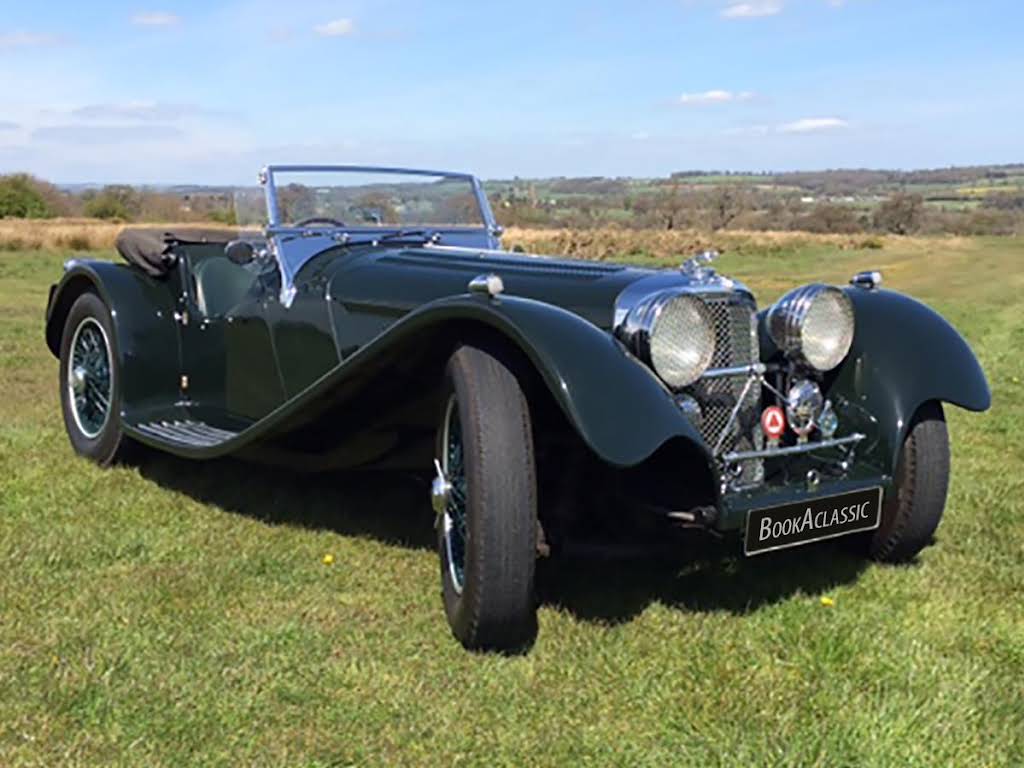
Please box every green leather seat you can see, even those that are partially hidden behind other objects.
[192,258,258,317]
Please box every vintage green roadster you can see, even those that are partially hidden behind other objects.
[45,165,990,651]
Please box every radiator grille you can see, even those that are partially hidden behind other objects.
[690,294,764,486]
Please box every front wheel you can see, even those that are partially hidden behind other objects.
[434,344,538,653]
[866,401,950,562]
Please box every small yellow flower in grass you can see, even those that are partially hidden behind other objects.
[322,553,335,566]
[820,596,835,607]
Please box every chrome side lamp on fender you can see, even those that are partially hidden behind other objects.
[851,270,883,290]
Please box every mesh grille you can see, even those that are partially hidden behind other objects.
[690,294,764,486]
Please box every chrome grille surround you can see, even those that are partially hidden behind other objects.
[613,277,766,491]
[689,293,764,488]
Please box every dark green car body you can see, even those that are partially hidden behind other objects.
[41,165,991,544]
[45,233,989,535]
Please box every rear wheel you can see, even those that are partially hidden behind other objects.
[59,292,132,465]
[866,402,950,562]
[434,344,538,652]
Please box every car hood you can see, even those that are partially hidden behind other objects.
[324,244,739,330]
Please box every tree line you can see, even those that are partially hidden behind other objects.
[2,170,1022,237]
[0,174,237,224]
[491,183,1024,236]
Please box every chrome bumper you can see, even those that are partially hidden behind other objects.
[722,433,865,464]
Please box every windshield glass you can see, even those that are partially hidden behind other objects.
[241,169,486,230]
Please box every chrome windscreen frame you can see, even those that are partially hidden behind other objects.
[258,164,502,306]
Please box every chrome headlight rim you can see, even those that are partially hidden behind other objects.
[767,284,855,372]
[616,290,716,389]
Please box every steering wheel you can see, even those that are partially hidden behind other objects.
[295,216,346,228]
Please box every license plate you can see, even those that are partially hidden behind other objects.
[744,487,883,556]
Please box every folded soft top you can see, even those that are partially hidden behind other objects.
[115,228,261,277]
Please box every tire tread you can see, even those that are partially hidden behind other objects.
[870,401,950,563]
[440,343,537,652]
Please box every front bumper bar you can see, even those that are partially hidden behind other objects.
[722,433,865,464]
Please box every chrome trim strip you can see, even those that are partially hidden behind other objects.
[264,163,477,180]
[723,433,865,463]
[702,362,769,379]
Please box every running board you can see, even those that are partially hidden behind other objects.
[134,419,239,448]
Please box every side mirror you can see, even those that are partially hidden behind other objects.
[225,240,255,265]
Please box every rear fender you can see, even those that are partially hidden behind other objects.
[45,260,180,414]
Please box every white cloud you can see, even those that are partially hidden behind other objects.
[778,117,848,133]
[131,12,181,27]
[679,89,755,105]
[727,117,849,136]
[631,131,651,141]
[314,18,355,37]
[721,1,783,19]
[0,31,63,49]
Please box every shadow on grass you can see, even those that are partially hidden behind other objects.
[134,450,435,551]
[536,535,869,624]
[133,449,869,624]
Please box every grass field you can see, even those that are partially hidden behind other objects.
[1,235,1022,766]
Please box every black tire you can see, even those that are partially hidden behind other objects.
[867,401,950,563]
[436,344,538,652]
[59,291,132,465]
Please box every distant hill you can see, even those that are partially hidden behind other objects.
[10,162,1019,237]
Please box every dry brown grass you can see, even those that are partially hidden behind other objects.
[503,226,920,261]
[0,218,126,251]
[0,218,973,260]
[0,219,239,252]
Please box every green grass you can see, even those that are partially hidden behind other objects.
[1,239,1023,766]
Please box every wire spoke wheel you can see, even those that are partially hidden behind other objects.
[441,394,468,593]
[67,318,113,439]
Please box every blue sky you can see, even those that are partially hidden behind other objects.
[0,0,1019,183]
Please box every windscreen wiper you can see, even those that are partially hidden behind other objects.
[345,229,440,248]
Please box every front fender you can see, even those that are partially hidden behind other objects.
[830,287,990,472]
[235,293,708,469]
[45,260,180,413]
[439,295,707,467]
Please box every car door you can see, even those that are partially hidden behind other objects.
[177,243,286,424]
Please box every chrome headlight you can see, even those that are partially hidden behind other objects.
[767,285,854,371]
[616,292,716,388]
